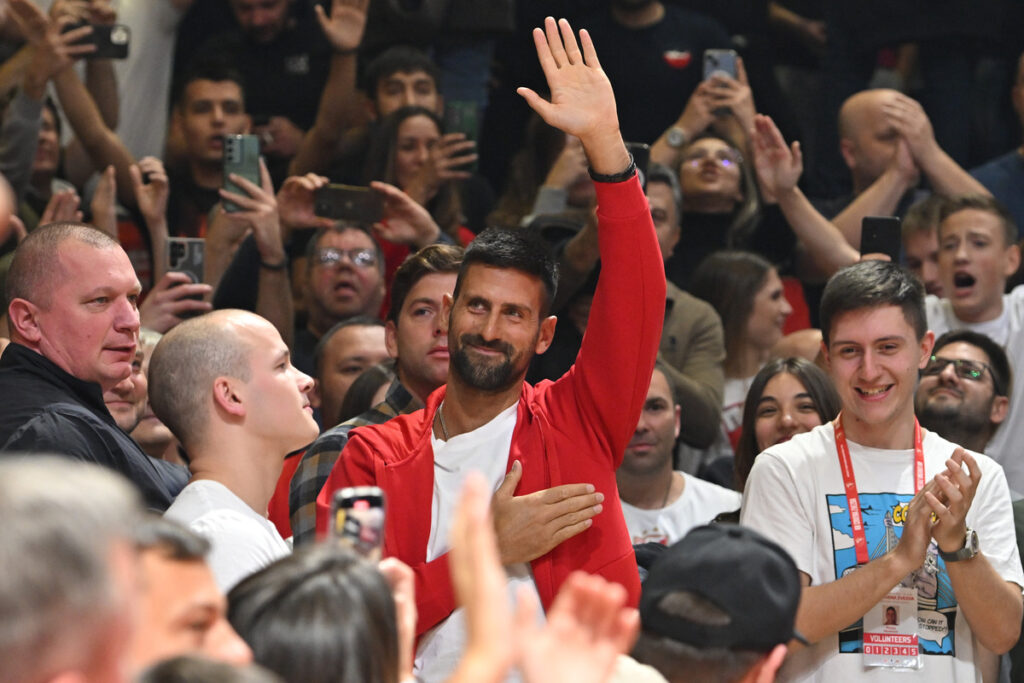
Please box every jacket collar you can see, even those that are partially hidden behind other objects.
[1,342,112,419]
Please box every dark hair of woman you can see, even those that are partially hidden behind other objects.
[363,105,463,239]
[336,360,396,424]
[227,545,399,683]
[733,357,841,491]
[679,130,761,244]
[689,250,773,373]
[488,112,574,228]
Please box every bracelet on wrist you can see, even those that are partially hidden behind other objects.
[588,155,637,184]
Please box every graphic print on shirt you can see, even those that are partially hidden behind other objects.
[827,492,956,656]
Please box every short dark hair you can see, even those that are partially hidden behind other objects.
[734,357,841,491]
[653,358,680,406]
[172,57,246,110]
[646,163,683,225]
[133,515,210,560]
[387,244,464,323]
[312,316,385,380]
[363,46,439,98]
[937,194,1018,247]
[819,260,927,347]
[453,226,559,317]
[932,329,1012,397]
[228,545,399,683]
[689,251,773,363]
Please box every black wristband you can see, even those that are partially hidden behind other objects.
[588,155,636,184]
[260,257,288,271]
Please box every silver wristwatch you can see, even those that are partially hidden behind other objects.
[938,528,979,562]
[666,126,688,149]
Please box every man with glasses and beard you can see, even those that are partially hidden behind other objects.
[915,330,1011,454]
[317,17,665,681]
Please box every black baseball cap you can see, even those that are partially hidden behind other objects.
[639,524,805,652]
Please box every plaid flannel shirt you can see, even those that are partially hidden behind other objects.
[288,378,422,545]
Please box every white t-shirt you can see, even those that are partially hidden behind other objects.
[164,480,291,592]
[741,424,1023,682]
[113,0,185,160]
[415,402,542,683]
[926,288,1024,499]
[621,472,741,545]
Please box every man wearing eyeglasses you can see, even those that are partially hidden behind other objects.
[916,331,1012,454]
[292,224,386,375]
[924,194,1024,498]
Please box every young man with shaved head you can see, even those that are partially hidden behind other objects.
[151,309,319,590]
[0,222,186,509]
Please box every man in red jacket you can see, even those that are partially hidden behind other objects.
[318,17,666,680]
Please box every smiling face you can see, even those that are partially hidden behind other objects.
[445,265,555,393]
[306,229,386,333]
[753,371,825,451]
[393,114,441,191]
[678,137,743,212]
[938,208,1020,323]
[825,305,933,445]
[29,241,142,392]
[620,369,680,478]
[745,269,792,352]
[386,272,456,402]
[130,551,252,672]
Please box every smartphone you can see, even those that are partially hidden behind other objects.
[626,142,651,190]
[861,216,902,262]
[222,134,261,213]
[703,49,738,80]
[314,184,384,224]
[444,100,479,173]
[330,486,385,560]
[64,23,130,60]
[166,237,205,319]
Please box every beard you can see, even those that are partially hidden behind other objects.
[916,394,994,451]
[450,333,529,392]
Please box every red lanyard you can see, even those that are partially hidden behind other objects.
[833,415,924,566]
